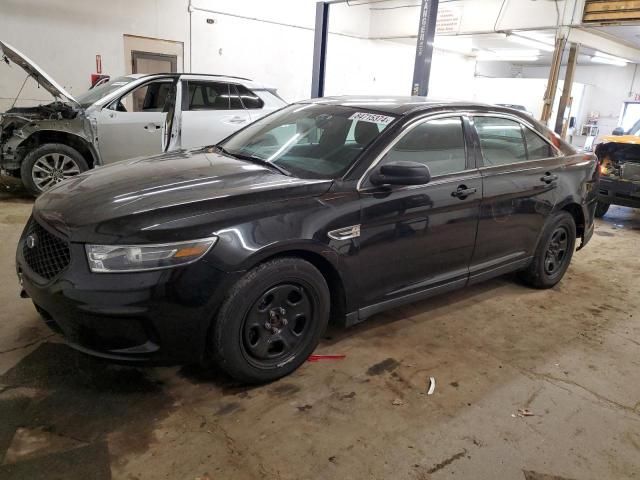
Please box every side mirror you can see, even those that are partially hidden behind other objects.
[370,161,431,186]
[612,127,625,136]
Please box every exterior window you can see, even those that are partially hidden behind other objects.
[236,84,264,109]
[113,80,173,112]
[186,81,229,110]
[380,117,466,177]
[474,117,527,166]
[523,126,554,160]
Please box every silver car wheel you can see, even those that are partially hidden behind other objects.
[32,153,81,191]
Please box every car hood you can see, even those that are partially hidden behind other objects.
[1,40,79,107]
[34,148,333,243]
[602,135,640,145]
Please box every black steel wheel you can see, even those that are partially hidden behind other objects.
[211,257,330,383]
[519,211,576,289]
[543,226,569,276]
[241,283,314,368]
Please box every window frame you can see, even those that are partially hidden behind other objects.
[106,77,176,113]
[180,80,240,112]
[232,83,265,110]
[471,112,562,170]
[357,112,475,191]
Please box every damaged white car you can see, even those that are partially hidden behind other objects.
[0,40,286,196]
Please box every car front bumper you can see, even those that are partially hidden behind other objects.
[16,220,241,364]
[598,175,640,209]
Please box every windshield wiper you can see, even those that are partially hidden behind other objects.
[214,146,291,176]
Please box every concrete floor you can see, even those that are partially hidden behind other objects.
[0,179,639,480]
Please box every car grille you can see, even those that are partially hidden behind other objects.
[22,219,71,280]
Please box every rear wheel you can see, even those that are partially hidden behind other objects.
[519,211,576,289]
[594,201,610,218]
[20,143,88,197]
[211,257,330,384]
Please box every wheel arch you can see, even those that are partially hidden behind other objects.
[242,244,348,325]
[18,130,99,169]
[558,201,585,239]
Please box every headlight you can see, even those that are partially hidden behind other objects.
[85,237,217,273]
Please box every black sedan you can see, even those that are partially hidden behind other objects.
[16,97,598,383]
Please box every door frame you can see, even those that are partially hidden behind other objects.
[131,50,178,74]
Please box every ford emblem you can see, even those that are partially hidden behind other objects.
[26,234,37,249]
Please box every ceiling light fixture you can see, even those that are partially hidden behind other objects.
[508,34,555,52]
[593,51,631,63]
[590,56,628,67]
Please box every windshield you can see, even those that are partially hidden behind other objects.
[220,104,396,179]
[75,76,137,107]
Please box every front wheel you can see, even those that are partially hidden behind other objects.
[20,143,88,197]
[211,257,330,384]
[519,211,576,289]
[594,201,610,218]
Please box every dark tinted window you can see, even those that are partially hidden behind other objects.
[186,81,229,110]
[523,126,554,159]
[474,117,526,166]
[381,117,466,176]
[229,84,244,110]
[236,84,264,109]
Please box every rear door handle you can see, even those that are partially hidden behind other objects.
[540,172,558,183]
[451,185,477,199]
[229,116,247,124]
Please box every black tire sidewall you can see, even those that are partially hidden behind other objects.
[594,201,610,218]
[212,258,330,383]
[526,211,576,288]
[20,143,89,197]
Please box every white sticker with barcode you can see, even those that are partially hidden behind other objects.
[348,112,395,125]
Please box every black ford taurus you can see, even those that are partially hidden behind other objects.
[16,97,598,383]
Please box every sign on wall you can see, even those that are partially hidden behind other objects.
[436,4,463,35]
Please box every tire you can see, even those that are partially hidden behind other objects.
[20,143,88,197]
[519,211,576,289]
[594,201,610,218]
[211,257,330,384]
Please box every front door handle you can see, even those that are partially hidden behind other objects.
[540,172,558,184]
[144,123,161,131]
[451,185,477,200]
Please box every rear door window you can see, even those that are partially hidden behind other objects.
[474,116,527,167]
[185,81,230,110]
[523,126,555,160]
[235,84,264,109]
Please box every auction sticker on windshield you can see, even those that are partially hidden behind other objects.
[349,112,395,125]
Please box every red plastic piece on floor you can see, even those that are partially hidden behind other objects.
[307,354,346,362]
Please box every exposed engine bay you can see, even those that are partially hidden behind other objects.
[0,102,79,143]
[596,141,640,182]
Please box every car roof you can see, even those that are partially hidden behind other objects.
[299,95,502,115]
[126,73,271,90]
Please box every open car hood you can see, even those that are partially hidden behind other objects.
[0,40,79,107]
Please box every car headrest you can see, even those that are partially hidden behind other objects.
[354,121,380,146]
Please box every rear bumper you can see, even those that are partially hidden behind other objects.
[597,176,640,209]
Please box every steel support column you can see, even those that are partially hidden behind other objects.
[311,2,330,98]
[412,0,439,96]
[541,34,567,124]
[554,42,579,136]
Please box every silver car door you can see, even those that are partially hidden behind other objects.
[96,79,175,163]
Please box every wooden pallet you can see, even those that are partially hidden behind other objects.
[584,0,640,22]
